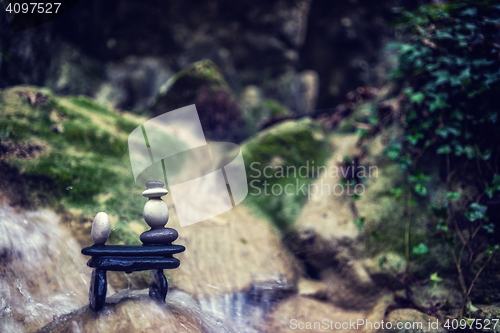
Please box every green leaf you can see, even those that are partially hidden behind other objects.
[430,272,443,287]
[466,301,479,313]
[405,133,424,145]
[353,217,365,231]
[446,191,461,200]
[409,172,430,182]
[412,242,429,255]
[465,203,487,222]
[436,220,449,232]
[410,92,425,104]
[437,145,452,154]
[406,199,417,206]
[487,245,499,255]
[414,183,427,196]
[390,187,403,198]
[483,223,495,234]
[486,174,500,198]
[378,256,387,268]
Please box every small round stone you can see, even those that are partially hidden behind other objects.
[140,228,178,244]
[92,212,110,245]
[142,188,168,198]
[146,181,165,189]
[144,199,169,228]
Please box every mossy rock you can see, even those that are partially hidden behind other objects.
[241,117,329,230]
[0,86,148,246]
[153,59,243,141]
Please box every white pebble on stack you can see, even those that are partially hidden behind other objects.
[91,212,110,245]
[143,182,169,229]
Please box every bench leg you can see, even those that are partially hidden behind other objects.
[90,269,107,311]
[149,269,168,302]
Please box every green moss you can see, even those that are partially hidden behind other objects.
[241,118,330,230]
[0,86,147,245]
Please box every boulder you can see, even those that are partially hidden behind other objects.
[241,117,330,230]
[38,290,235,333]
[163,199,299,299]
[153,59,243,141]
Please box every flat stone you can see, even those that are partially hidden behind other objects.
[142,188,169,198]
[141,228,178,244]
[82,244,185,256]
[92,212,110,245]
[146,181,164,189]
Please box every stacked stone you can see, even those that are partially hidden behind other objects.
[140,181,178,245]
[84,180,184,311]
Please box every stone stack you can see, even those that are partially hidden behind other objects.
[82,180,185,311]
[140,181,178,245]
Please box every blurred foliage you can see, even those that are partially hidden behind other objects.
[379,0,500,315]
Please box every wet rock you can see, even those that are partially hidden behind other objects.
[38,290,236,333]
[0,204,90,332]
[470,249,500,303]
[153,59,243,141]
[386,309,445,333]
[44,43,103,97]
[164,202,299,298]
[95,56,173,110]
[140,228,179,245]
[274,70,320,114]
[267,295,368,333]
[240,85,292,133]
[241,118,329,230]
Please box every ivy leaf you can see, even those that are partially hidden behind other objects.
[446,191,461,200]
[405,133,424,145]
[410,92,425,104]
[483,223,495,234]
[390,187,403,198]
[486,174,500,198]
[409,172,430,182]
[437,145,452,154]
[430,272,443,287]
[353,217,365,231]
[465,203,488,222]
[467,301,479,313]
[414,183,427,196]
[487,245,500,255]
[412,242,429,255]
[436,219,449,232]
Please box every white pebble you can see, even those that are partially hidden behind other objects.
[144,199,169,229]
[142,188,169,198]
[91,212,110,245]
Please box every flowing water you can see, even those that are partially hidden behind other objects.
[0,204,294,332]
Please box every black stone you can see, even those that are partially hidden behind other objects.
[87,256,180,271]
[140,228,178,245]
[89,269,107,311]
[149,269,168,302]
[82,244,185,257]
[146,181,164,189]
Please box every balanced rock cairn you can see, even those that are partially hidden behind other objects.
[82,181,185,311]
